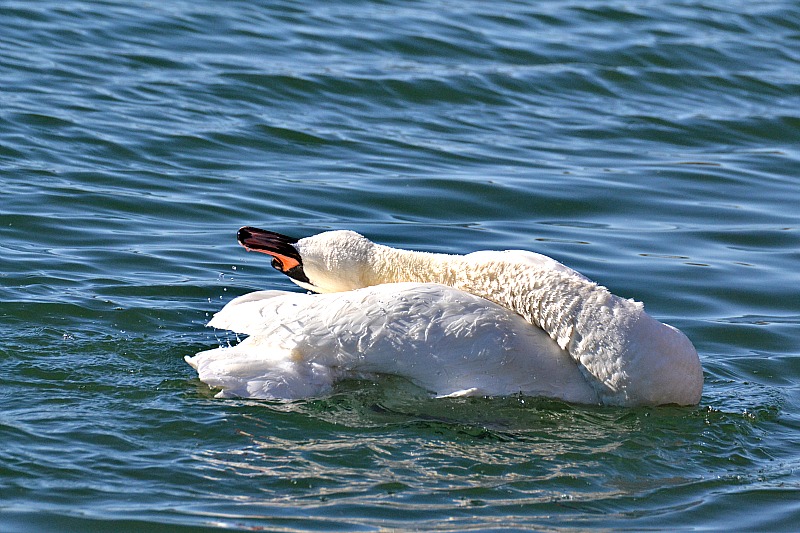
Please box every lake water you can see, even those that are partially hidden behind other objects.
[2,1,799,530]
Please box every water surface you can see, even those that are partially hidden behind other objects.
[1,1,799,531]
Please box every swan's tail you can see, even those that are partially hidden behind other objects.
[186,339,335,399]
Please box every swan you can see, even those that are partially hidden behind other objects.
[186,227,703,406]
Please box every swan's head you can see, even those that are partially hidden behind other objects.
[237,226,377,293]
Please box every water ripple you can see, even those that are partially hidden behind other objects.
[2,0,799,530]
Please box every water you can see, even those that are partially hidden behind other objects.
[2,0,799,530]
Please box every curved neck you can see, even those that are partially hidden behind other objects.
[367,244,612,341]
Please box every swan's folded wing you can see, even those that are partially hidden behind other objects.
[195,282,600,403]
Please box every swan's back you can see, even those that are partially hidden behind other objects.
[187,283,598,402]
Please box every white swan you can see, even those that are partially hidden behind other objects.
[186,227,703,406]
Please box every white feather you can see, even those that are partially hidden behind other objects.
[187,283,599,402]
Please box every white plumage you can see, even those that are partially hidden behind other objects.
[186,283,599,402]
[186,228,703,406]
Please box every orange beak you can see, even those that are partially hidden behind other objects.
[237,226,310,284]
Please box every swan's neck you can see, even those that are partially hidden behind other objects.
[367,246,460,289]
[368,245,611,348]
[366,244,702,406]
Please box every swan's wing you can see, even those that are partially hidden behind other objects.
[207,290,297,335]
[192,290,342,398]
[192,283,598,402]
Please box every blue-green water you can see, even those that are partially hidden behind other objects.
[2,1,799,530]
